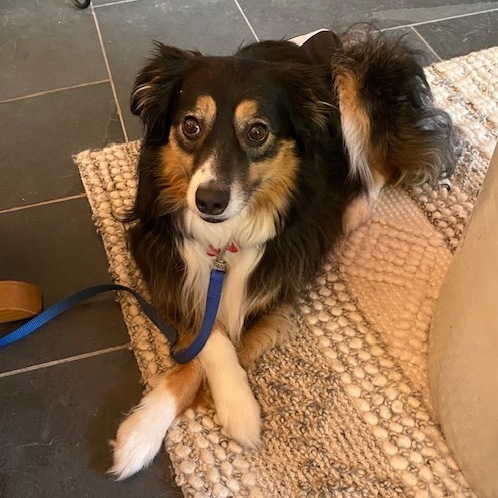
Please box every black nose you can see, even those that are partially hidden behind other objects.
[195,187,230,216]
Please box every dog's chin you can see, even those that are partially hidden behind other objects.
[187,202,246,225]
[199,214,228,224]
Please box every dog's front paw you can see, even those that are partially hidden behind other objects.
[200,329,262,448]
[214,374,262,448]
[108,379,177,480]
[109,362,202,480]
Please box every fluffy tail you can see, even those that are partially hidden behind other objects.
[109,361,202,480]
[331,27,461,190]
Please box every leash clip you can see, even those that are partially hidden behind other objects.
[213,248,227,272]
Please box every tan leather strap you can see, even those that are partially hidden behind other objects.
[0,281,42,323]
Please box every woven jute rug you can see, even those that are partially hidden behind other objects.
[75,47,498,497]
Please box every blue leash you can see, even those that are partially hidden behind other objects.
[0,266,226,364]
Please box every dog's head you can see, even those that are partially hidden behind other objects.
[131,42,335,230]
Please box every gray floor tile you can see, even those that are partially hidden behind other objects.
[415,10,498,59]
[385,27,439,65]
[0,348,181,497]
[0,198,129,373]
[94,0,257,141]
[0,0,108,101]
[92,0,129,5]
[238,0,498,40]
[0,82,123,210]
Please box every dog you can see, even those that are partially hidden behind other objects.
[109,28,459,479]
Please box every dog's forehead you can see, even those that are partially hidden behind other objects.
[176,58,284,117]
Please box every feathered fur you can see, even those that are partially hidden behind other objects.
[331,27,461,189]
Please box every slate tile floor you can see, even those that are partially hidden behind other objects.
[0,0,496,496]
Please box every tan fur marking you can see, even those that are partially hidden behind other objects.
[234,100,259,128]
[237,307,294,368]
[248,140,299,220]
[159,139,192,212]
[337,72,370,135]
[371,148,390,179]
[337,71,372,181]
[337,71,397,187]
[163,360,203,415]
[193,95,217,130]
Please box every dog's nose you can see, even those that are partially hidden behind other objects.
[195,187,230,216]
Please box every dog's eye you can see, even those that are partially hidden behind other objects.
[182,117,201,138]
[247,123,268,143]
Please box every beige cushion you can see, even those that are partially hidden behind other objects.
[429,143,498,498]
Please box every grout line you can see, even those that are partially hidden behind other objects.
[0,344,130,379]
[233,0,260,42]
[382,6,498,32]
[411,26,443,62]
[91,4,129,142]
[0,80,110,105]
[0,193,88,215]
[93,0,138,7]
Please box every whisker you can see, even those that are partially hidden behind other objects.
[316,100,338,110]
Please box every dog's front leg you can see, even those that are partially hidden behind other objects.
[199,327,261,448]
[110,326,260,480]
[109,360,202,480]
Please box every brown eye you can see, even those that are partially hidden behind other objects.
[182,116,201,138]
[247,123,268,143]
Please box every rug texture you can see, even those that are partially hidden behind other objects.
[75,47,498,498]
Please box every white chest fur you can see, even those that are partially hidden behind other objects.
[181,208,276,343]
[180,239,263,344]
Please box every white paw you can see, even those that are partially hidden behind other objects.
[200,329,262,448]
[215,376,261,448]
[109,381,177,480]
[343,194,375,235]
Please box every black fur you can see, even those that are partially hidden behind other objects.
[331,27,461,185]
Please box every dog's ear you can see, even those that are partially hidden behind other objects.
[131,43,197,144]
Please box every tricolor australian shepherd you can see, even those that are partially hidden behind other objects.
[110,29,459,479]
